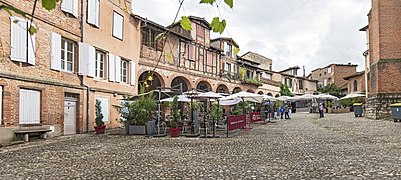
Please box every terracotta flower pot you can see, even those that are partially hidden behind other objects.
[94,125,106,134]
[169,127,180,137]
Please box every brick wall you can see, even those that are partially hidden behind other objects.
[333,65,357,88]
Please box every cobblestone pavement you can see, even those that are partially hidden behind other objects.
[2,112,401,179]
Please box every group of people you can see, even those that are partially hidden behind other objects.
[279,103,292,119]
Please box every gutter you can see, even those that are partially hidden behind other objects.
[80,0,90,133]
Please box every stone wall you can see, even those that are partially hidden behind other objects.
[365,93,401,120]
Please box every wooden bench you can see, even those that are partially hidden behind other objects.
[14,129,52,142]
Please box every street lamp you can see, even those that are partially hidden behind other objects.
[184,88,199,135]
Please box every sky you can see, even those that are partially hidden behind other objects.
[132,0,371,75]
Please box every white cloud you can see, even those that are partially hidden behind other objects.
[132,0,371,74]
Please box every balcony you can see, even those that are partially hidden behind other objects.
[241,77,262,86]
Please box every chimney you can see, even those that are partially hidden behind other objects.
[303,65,305,77]
[348,62,351,65]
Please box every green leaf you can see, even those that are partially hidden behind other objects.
[42,0,59,11]
[224,0,233,8]
[166,52,173,63]
[28,26,37,35]
[180,16,192,31]
[210,17,226,34]
[234,47,240,55]
[199,0,216,5]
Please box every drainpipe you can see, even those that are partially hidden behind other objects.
[79,0,90,133]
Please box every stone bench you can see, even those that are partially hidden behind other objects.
[14,129,52,142]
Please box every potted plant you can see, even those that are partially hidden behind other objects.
[116,87,157,135]
[94,99,106,134]
[169,96,181,137]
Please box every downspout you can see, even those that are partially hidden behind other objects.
[80,0,90,133]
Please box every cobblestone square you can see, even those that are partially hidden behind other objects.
[2,112,401,179]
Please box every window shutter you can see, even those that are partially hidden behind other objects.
[61,0,78,17]
[231,63,234,73]
[10,16,27,62]
[87,45,96,77]
[108,54,115,81]
[130,61,136,86]
[115,56,121,83]
[27,22,35,65]
[79,42,88,75]
[19,89,40,124]
[87,0,99,26]
[112,12,123,39]
[51,32,62,70]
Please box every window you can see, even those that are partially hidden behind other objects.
[324,79,327,86]
[224,43,232,57]
[196,24,205,38]
[61,39,75,72]
[299,80,303,89]
[10,16,35,65]
[293,69,297,76]
[112,11,123,40]
[328,67,332,74]
[19,89,41,124]
[61,0,78,17]
[120,59,128,83]
[353,80,358,92]
[96,97,109,122]
[285,78,292,88]
[87,0,100,27]
[95,51,105,78]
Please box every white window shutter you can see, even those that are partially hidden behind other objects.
[19,89,40,124]
[231,63,234,73]
[10,16,27,62]
[115,56,121,83]
[130,61,136,86]
[27,22,35,65]
[61,0,78,17]
[100,98,109,122]
[108,54,116,81]
[72,0,78,17]
[87,45,96,77]
[79,42,89,75]
[112,12,123,39]
[50,32,62,70]
[87,0,99,27]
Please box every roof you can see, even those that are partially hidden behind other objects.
[311,63,358,72]
[132,15,192,40]
[211,37,239,47]
[359,25,368,31]
[343,71,365,80]
[278,66,300,73]
[240,51,272,64]
[188,16,211,29]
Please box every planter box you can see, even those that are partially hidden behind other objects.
[128,125,146,135]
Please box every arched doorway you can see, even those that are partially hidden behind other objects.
[171,76,191,93]
[247,89,255,93]
[196,81,211,92]
[267,92,273,96]
[138,71,164,93]
[216,84,229,94]
[232,87,242,94]
[257,91,264,95]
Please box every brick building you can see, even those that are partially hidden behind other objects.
[279,66,318,95]
[135,16,270,97]
[360,0,401,119]
[343,71,365,94]
[0,0,85,144]
[0,0,139,145]
[310,63,357,90]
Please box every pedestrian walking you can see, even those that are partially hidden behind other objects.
[319,103,324,118]
[288,103,292,119]
[284,104,290,119]
[280,106,284,119]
